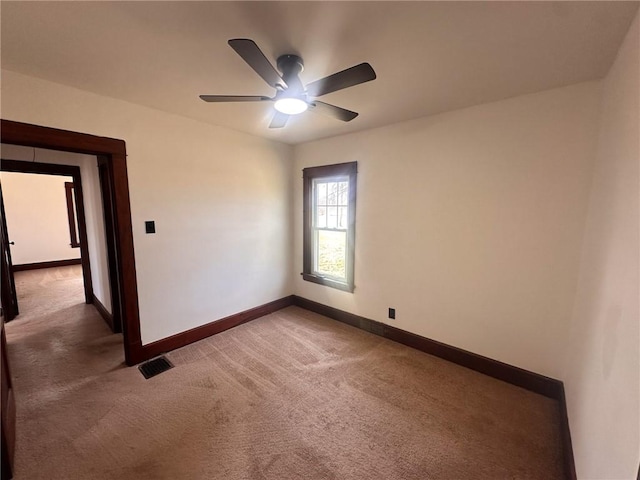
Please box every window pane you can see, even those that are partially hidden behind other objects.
[327,182,338,205]
[327,206,338,228]
[337,206,348,229]
[316,206,326,228]
[338,182,348,205]
[316,230,347,279]
[316,182,327,205]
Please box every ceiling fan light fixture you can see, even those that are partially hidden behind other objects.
[274,97,308,115]
[200,39,377,128]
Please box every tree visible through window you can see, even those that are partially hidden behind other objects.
[303,162,357,292]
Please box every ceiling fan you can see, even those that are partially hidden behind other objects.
[200,39,377,128]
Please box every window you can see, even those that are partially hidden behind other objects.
[65,181,80,248]
[303,162,357,292]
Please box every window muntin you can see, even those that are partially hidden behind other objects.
[303,162,356,292]
[312,177,349,280]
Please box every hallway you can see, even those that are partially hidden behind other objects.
[5,265,127,478]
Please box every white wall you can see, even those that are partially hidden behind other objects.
[1,70,293,344]
[79,152,112,313]
[563,12,639,480]
[293,81,601,380]
[0,172,79,265]
[0,145,113,313]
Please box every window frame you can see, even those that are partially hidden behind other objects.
[302,162,357,292]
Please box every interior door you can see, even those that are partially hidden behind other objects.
[0,182,18,321]
[1,318,16,479]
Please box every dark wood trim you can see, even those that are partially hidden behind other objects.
[294,295,384,334]
[292,295,561,397]
[92,293,113,331]
[301,273,353,292]
[0,158,79,176]
[140,296,294,360]
[557,384,577,480]
[292,295,576,479]
[302,162,357,293]
[109,151,142,364]
[97,155,122,333]
[0,159,93,303]
[1,119,141,366]
[1,120,126,156]
[12,258,81,272]
[384,323,564,398]
[0,185,18,321]
[70,169,93,304]
[1,321,15,479]
[0,416,12,480]
[64,182,80,248]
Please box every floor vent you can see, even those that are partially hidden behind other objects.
[138,356,174,379]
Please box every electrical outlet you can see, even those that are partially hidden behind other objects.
[388,308,396,319]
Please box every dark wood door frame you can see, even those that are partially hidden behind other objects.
[1,319,16,479]
[1,159,94,305]
[97,155,122,333]
[1,119,143,365]
[0,185,19,321]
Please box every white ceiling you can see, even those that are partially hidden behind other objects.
[2,1,638,145]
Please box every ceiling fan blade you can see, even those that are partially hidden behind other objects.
[309,101,358,122]
[306,63,376,97]
[269,111,289,129]
[199,95,270,102]
[228,39,287,90]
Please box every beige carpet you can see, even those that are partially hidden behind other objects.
[5,266,563,479]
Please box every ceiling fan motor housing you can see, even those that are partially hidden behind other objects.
[277,54,304,75]
[277,55,305,93]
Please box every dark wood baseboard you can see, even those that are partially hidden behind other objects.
[557,385,577,480]
[291,295,576,480]
[292,296,560,396]
[140,295,294,360]
[91,294,114,332]
[12,258,81,272]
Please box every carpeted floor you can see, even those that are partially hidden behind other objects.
[5,266,563,479]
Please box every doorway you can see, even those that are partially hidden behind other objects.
[1,161,94,314]
[0,120,143,366]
